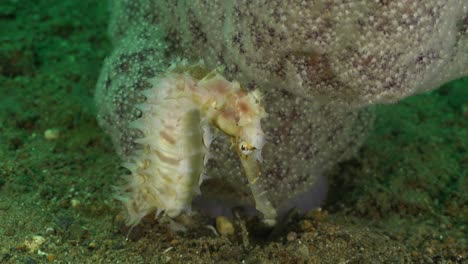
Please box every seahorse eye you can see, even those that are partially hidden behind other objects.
[238,141,256,156]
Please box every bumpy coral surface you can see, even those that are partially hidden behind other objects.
[95,0,467,223]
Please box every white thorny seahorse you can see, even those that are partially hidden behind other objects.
[118,62,278,227]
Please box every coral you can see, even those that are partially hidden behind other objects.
[95,0,467,224]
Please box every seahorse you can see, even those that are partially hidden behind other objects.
[118,62,277,227]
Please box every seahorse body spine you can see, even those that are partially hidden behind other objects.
[121,74,208,225]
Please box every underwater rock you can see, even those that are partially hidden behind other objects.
[95,0,467,225]
[106,0,467,106]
